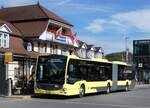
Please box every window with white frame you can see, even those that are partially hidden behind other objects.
[38,42,47,53]
[0,32,9,48]
[53,45,58,54]
[0,33,2,47]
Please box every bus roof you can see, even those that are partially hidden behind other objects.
[37,54,130,66]
[112,61,128,65]
[67,55,112,64]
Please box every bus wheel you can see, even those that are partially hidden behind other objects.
[106,84,111,94]
[79,85,85,98]
[125,83,129,92]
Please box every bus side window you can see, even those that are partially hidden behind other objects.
[69,64,74,73]
[39,65,43,79]
[68,59,80,80]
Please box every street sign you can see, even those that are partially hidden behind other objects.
[4,52,13,63]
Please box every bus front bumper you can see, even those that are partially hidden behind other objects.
[34,88,78,96]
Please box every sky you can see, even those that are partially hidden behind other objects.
[0,0,150,54]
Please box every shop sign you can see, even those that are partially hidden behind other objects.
[4,52,13,63]
[55,36,67,43]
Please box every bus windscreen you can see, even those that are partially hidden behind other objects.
[36,55,67,84]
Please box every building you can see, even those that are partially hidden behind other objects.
[133,40,150,84]
[0,4,104,95]
[76,40,87,58]
[0,4,77,56]
[0,19,37,95]
[76,40,104,59]
[0,4,77,95]
[95,47,104,58]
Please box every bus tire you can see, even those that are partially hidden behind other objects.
[106,84,111,94]
[79,85,85,98]
[125,83,129,92]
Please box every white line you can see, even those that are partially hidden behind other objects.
[32,99,150,108]
[0,99,24,104]
[63,101,150,108]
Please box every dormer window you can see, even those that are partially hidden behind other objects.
[0,32,9,48]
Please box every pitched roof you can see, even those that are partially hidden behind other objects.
[0,36,27,55]
[26,51,39,58]
[0,19,21,36]
[0,36,39,58]
[87,45,95,50]
[39,6,73,26]
[0,4,73,26]
[12,20,48,38]
[95,47,102,52]
[77,40,87,48]
[9,36,27,55]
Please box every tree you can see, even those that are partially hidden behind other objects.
[105,51,133,63]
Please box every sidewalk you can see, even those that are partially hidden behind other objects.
[135,84,150,89]
[5,95,32,99]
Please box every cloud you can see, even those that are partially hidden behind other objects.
[84,19,105,33]
[59,3,113,12]
[85,8,150,33]
[53,2,115,15]
[78,35,130,54]
[0,0,36,7]
[57,0,72,6]
[112,9,150,32]
[84,18,128,33]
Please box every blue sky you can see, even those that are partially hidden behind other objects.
[1,0,150,54]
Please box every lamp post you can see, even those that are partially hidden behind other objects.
[125,37,129,63]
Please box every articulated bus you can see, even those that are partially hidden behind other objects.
[34,55,135,97]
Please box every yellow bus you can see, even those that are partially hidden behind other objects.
[34,54,135,97]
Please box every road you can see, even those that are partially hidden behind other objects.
[0,85,150,108]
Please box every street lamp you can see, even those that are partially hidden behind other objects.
[125,37,129,63]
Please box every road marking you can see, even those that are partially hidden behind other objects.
[0,99,24,104]
[31,99,150,108]
[63,101,150,108]
[106,94,150,99]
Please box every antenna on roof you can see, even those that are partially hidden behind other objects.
[37,0,40,5]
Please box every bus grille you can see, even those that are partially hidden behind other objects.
[36,83,62,90]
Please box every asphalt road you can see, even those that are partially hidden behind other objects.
[0,85,150,108]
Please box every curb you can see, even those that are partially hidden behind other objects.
[135,84,150,88]
[5,95,32,99]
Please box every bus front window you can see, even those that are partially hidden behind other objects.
[36,56,67,84]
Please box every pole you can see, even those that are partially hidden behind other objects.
[7,78,12,96]
[125,37,129,63]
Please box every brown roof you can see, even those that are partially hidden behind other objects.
[40,6,73,26]
[12,20,48,38]
[9,36,27,55]
[0,4,73,26]
[26,51,39,58]
[0,36,27,55]
[9,36,39,58]
[0,36,39,58]
[0,19,21,36]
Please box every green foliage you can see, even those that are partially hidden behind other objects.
[105,51,133,63]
